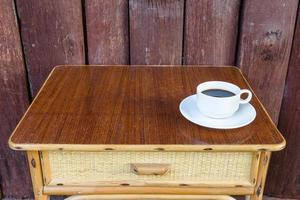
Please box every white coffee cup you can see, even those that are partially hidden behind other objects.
[196,81,252,118]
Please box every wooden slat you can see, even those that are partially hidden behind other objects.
[266,7,300,199]
[15,0,85,97]
[129,0,184,65]
[183,0,240,65]
[237,0,298,123]
[86,0,129,64]
[0,0,32,198]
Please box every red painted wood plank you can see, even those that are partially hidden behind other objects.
[129,0,184,65]
[0,0,32,198]
[86,0,129,64]
[15,0,85,97]
[184,0,240,65]
[266,8,300,199]
[237,0,298,123]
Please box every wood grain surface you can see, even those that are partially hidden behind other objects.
[129,0,184,65]
[237,0,298,123]
[86,0,129,64]
[10,66,284,151]
[0,0,32,198]
[265,7,300,198]
[15,0,85,97]
[184,0,240,65]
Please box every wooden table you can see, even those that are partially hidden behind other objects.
[9,65,285,200]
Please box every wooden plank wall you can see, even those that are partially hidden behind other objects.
[0,0,32,198]
[0,0,299,199]
[15,0,85,97]
[129,0,184,65]
[86,0,129,64]
[184,0,240,65]
[237,0,298,123]
[266,7,300,198]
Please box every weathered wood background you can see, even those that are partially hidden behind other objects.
[0,0,299,199]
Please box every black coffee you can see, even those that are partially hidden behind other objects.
[202,89,235,97]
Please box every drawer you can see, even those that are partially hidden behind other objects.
[41,151,259,187]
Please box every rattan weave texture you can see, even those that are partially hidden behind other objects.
[46,151,253,186]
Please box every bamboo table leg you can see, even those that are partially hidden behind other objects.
[27,151,49,200]
[249,151,271,200]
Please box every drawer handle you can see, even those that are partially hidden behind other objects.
[130,163,170,175]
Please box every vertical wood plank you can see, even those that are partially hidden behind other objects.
[86,0,129,64]
[15,0,85,97]
[129,0,184,65]
[184,0,240,65]
[237,0,298,123]
[266,7,300,199]
[0,0,32,198]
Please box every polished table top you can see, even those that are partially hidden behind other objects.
[9,65,285,151]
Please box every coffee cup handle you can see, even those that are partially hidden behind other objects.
[239,89,252,104]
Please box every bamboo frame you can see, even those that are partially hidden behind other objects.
[27,151,49,200]
[43,185,254,195]
[9,143,285,152]
[40,151,52,185]
[249,151,271,200]
[64,194,236,200]
[249,152,260,185]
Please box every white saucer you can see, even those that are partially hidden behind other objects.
[179,95,256,129]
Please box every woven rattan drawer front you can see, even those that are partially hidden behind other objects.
[42,151,257,187]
